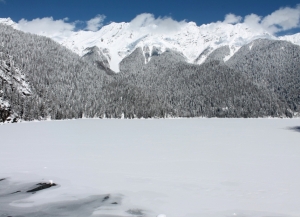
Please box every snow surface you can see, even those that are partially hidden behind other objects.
[1,119,300,217]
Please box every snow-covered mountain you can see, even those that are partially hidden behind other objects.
[1,19,300,121]
[57,22,278,72]
[1,17,300,72]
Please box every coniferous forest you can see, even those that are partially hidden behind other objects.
[0,24,299,122]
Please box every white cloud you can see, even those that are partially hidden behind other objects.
[261,5,300,33]
[16,17,75,38]
[223,5,300,34]
[10,5,300,40]
[244,14,264,32]
[86,14,106,31]
[129,13,187,34]
[223,13,242,24]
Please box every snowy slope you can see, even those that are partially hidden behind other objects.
[1,17,300,72]
[0,119,300,217]
[279,33,300,45]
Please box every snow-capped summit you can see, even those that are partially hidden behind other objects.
[0,18,16,27]
[57,21,276,72]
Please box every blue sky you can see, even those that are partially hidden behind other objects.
[0,0,299,25]
[1,0,300,35]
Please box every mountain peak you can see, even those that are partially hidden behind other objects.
[0,18,16,27]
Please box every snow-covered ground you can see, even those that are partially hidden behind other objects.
[0,118,300,217]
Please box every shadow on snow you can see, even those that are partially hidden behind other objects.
[289,126,300,133]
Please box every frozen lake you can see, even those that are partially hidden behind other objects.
[0,118,300,217]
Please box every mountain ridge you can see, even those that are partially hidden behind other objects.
[1,17,300,72]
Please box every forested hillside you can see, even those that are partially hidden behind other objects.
[110,50,289,118]
[227,39,300,114]
[0,24,111,121]
[0,24,299,122]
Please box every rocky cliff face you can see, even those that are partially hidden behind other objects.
[0,52,31,122]
[82,46,115,75]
